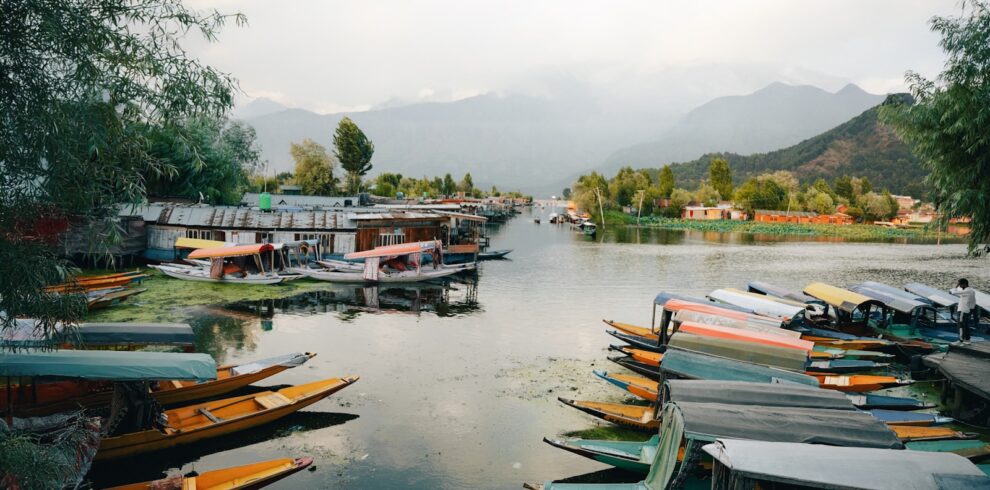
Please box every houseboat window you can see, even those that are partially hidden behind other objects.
[377,229,405,247]
[294,233,333,252]
[186,229,216,241]
[255,232,274,244]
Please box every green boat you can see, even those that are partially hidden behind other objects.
[539,399,902,483]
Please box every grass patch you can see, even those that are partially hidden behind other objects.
[563,425,653,441]
[611,216,956,241]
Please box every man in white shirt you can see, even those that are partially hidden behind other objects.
[951,278,977,344]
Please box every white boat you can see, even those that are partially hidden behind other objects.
[295,266,460,283]
[299,240,463,284]
[152,244,285,285]
[153,264,285,284]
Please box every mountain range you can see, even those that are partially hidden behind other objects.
[238,80,895,194]
[661,95,926,196]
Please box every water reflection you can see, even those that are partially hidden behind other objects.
[87,411,360,488]
[216,280,483,319]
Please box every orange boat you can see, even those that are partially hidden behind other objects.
[677,321,813,352]
[46,271,148,293]
[891,425,977,442]
[613,346,663,366]
[96,376,358,460]
[5,352,316,416]
[604,320,659,340]
[557,398,659,431]
[813,374,912,393]
[107,457,313,489]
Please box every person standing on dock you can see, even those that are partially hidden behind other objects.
[951,278,976,344]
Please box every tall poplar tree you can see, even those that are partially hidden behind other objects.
[332,117,375,194]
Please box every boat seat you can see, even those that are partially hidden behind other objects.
[170,380,184,389]
[197,408,223,423]
[255,393,292,410]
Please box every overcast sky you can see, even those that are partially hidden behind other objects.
[185,0,958,114]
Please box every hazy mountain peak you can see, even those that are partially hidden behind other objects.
[232,97,289,120]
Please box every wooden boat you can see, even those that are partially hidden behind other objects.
[5,352,315,416]
[96,376,359,460]
[813,374,912,393]
[478,249,512,260]
[107,457,313,490]
[296,266,460,283]
[87,287,147,310]
[46,271,149,293]
[890,425,978,441]
[557,398,658,431]
[610,345,662,366]
[154,244,285,284]
[707,288,808,323]
[604,319,658,341]
[301,240,461,283]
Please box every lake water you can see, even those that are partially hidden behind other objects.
[87,209,988,489]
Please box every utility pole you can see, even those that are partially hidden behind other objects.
[594,187,606,227]
[637,189,646,225]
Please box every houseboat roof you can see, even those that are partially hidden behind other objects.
[344,240,442,260]
[242,193,362,209]
[188,243,274,259]
[347,211,449,222]
[0,350,215,381]
[124,203,354,230]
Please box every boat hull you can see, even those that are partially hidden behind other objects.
[95,377,357,460]
[154,265,284,285]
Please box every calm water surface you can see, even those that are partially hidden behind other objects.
[87,209,988,489]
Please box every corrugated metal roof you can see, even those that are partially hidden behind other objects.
[347,212,447,221]
[242,193,360,208]
[124,204,353,230]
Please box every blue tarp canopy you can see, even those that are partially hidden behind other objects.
[0,350,216,381]
[660,347,819,387]
[1,321,196,349]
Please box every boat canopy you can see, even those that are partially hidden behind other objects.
[174,237,230,250]
[747,281,818,304]
[637,402,905,490]
[188,243,274,259]
[676,321,814,352]
[670,401,903,449]
[975,288,990,314]
[850,284,937,316]
[659,346,818,387]
[659,299,794,342]
[702,439,988,490]
[654,291,756,315]
[0,321,195,349]
[904,282,960,308]
[707,288,806,321]
[803,282,886,314]
[858,281,928,303]
[669,332,808,371]
[659,379,855,411]
[344,240,442,260]
[0,350,215,381]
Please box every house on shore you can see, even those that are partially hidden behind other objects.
[753,209,854,225]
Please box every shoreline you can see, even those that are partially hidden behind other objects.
[600,213,965,242]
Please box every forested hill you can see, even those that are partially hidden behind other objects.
[663,96,927,196]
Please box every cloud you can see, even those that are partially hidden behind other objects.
[186,0,957,113]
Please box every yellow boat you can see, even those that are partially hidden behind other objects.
[96,376,358,461]
[107,457,313,489]
[604,319,658,340]
[557,398,659,431]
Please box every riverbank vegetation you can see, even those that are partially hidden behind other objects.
[574,158,905,224]
[602,211,949,241]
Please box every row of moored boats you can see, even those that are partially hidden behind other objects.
[526,279,990,489]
